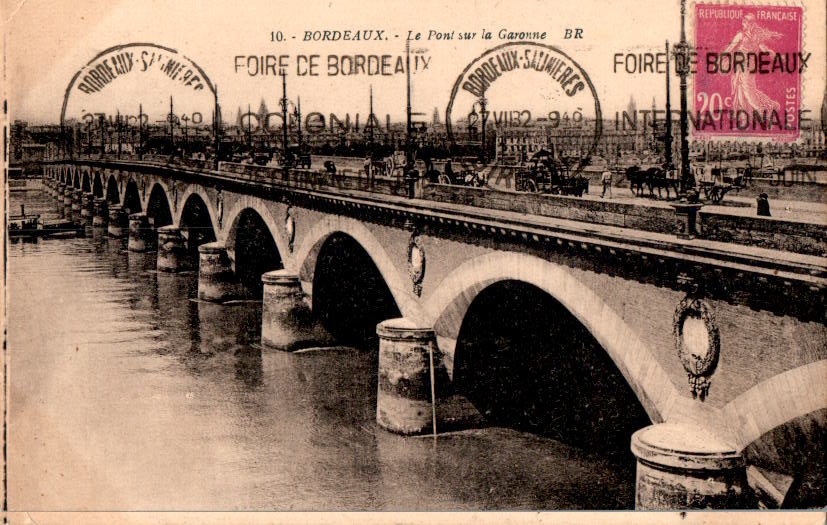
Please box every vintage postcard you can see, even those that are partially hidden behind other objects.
[2,0,825,523]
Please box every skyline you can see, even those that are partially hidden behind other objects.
[6,0,826,126]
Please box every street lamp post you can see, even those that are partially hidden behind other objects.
[479,91,488,163]
[664,40,674,172]
[280,68,288,166]
[169,96,176,156]
[247,103,253,149]
[405,38,412,169]
[674,0,694,195]
[213,86,220,170]
[295,96,302,150]
[116,110,122,159]
[99,114,105,157]
[281,69,289,161]
[138,103,144,159]
[368,85,375,149]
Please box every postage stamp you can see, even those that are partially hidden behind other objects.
[693,3,805,140]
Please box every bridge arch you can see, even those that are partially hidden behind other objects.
[423,251,677,425]
[145,182,174,229]
[295,216,421,322]
[122,179,142,214]
[301,228,404,345]
[225,206,284,298]
[220,197,289,261]
[92,171,104,198]
[178,192,217,257]
[723,361,827,506]
[174,186,218,231]
[105,175,120,204]
[81,170,92,193]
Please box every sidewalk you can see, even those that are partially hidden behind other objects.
[583,183,826,225]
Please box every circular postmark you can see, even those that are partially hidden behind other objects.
[445,41,602,176]
[61,43,216,133]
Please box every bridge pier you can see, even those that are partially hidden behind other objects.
[107,205,128,238]
[56,183,66,217]
[71,188,82,222]
[376,318,438,435]
[157,226,193,272]
[128,213,154,252]
[81,192,94,224]
[63,188,74,221]
[93,198,108,227]
[260,270,334,351]
[631,423,746,509]
[197,242,243,303]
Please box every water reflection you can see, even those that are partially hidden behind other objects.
[7,190,634,511]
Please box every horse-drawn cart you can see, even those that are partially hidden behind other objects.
[424,159,486,187]
[515,150,588,196]
[696,165,747,203]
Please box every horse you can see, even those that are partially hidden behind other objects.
[626,166,647,196]
[644,167,680,200]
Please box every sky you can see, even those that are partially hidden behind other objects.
[4,0,825,127]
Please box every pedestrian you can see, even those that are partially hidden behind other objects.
[601,169,613,198]
[756,193,771,217]
[444,159,454,182]
[363,155,372,178]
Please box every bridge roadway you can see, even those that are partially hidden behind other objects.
[40,157,827,509]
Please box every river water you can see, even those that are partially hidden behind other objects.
[7,189,635,511]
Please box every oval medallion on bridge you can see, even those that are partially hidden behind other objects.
[445,42,602,175]
[284,207,295,252]
[407,232,425,297]
[61,43,216,131]
[673,297,721,402]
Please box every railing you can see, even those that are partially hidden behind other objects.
[46,155,827,257]
[216,161,413,199]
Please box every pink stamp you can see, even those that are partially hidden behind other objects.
[694,3,805,141]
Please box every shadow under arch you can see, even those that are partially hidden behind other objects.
[424,251,677,425]
[451,279,652,454]
[146,183,173,229]
[225,207,284,298]
[81,170,92,193]
[295,216,421,321]
[220,197,289,262]
[174,186,219,235]
[179,192,217,257]
[93,171,104,198]
[310,231,401,346]
[122,180,142,214]
[106,175,120,204]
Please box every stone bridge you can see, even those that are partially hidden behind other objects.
[41,158,826,509]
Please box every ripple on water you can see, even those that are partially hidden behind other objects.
[6,190,635,510]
